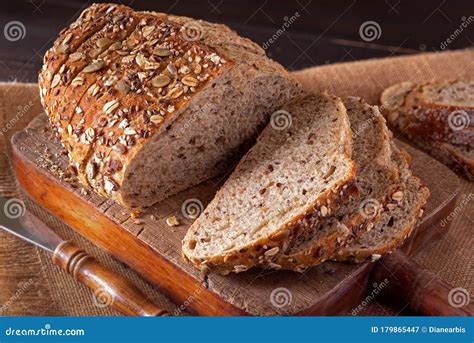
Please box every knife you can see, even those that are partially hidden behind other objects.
[0,196,169,316]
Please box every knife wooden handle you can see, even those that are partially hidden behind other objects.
[371,250,473,316]
[52,241,169,316]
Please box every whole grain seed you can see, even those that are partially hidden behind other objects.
[51,74,61,88]
[167,63,177,77]
[386,203,397,210]
[151,74,171,88]
[194,64,202,74]
[69,52,83,61]
[142,25,155,37]
[113,143,127,154]
[166,216,180,227]
[392,191,404,202]
[264,247,280,258]
[124,127,137,135]
[103,99,120,114]
[150,115,164,124]
[109,41,122,50]
[86,161,97,179]
[85,127,95,139]
[154,48,172,57]
[118,118,129,129]
[116,80,130,93]
[104,178,118,192]
[135,54,147,67]
[168,87,183,99]
[181,76,199,87]
[88,84,100,96]
[233,265,248,273]
[71,76,85,87]
[96,37,114,48]
[62,32,73,46]
[83,60,104,73]
[122,55,134,63]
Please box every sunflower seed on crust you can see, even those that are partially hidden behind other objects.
[83,60,104,73]
[151,75,171,88]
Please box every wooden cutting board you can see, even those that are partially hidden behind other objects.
[11,114,460,316]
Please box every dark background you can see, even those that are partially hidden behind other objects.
[0,0,472,82]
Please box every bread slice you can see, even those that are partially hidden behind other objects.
[333,146,430,262]
[182,93,357,274]
[406,138,474,181]
[263,97,399,271]
[40,4,301,207]
[381,80,474,180]
[381,80,474,147]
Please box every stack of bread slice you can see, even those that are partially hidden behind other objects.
[381,79,473,180]
[182,93,430,274]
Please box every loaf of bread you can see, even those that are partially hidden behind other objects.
[381,79,473,180]
[39,3,300,207]
[182,93,357,274]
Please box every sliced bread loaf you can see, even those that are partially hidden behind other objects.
[263,97,399,271]
[182,93,357,274]
[381,80,474,180]
[381,80,474,147]
[333,146,430,262]
[40,3,301,207]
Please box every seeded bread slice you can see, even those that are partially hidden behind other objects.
[40,4,301,207]
[405,138,474,181]
[381,80,474,180]
[182,93,357,274]
[264,97,399,271]
[333,147,430,262]
[381,80,474,148]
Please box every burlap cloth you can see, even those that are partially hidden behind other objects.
[0,49,473,316]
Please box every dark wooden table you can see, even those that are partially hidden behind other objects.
[0,0,472,82]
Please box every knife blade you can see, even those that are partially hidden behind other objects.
[1,196,61,252]
[0,196,169,316]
